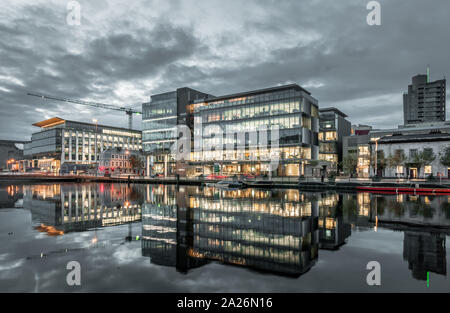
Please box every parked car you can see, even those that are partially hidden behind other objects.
[206,174,229,180]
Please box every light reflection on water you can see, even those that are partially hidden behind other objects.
[0,183,449,292]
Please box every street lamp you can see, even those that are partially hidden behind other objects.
[372,137,380,177]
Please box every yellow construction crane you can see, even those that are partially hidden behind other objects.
[27,91,142,130]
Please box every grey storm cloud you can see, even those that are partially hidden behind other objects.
[0,0,450,140]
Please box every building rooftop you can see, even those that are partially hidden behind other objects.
[32,117,66,128]
[202,84,312,103]
[32,117,141,133]
[319,107,348,118]
[377,132,450,144]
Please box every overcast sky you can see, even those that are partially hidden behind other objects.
[1,0,449,141]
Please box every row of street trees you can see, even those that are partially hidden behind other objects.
[341,146,450,178]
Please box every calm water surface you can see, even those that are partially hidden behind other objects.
[0,183,449,292]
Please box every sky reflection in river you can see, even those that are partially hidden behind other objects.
[0,183,449,292]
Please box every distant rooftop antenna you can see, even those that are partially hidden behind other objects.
[427,64,430,83]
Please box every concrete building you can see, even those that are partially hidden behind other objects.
[318,108,351,172]
[24,117,142,173]
[370,132,450,178]
[343,134,371,178]
[351,124,372,136]
[192,84,320,178]
[403,73,446,125]
[0,140,27,170]
[342,122,450,178]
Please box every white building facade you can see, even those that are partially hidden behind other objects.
[371,133,450,178]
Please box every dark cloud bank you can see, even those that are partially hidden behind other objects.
[0,0,449,140]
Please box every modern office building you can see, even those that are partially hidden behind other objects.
[403,73,446,125]
[192,84,320,177]
[318,108,351,171]
[142,88,212,177]
[23,117,142,173]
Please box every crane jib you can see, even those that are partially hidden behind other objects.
[26,91,142,130]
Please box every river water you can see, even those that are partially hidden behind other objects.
[0,183,449,292]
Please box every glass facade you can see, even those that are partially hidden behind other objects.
[192,85,319,177]
[23,183,143,233]
[142,88,212,177]
[27,118,142,173]
[142,91,178,154]
[319,111,338,165]
[318,108,351,170]
[141,185,319,276]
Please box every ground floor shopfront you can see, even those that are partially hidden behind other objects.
[194,161,304,177]
[9,158,61,173]
[146,155,313,178]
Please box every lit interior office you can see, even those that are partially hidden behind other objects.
[192,86,319,177]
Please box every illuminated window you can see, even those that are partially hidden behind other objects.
[358,146,369,156]
[424,165,432,174]
[325,131,337,141]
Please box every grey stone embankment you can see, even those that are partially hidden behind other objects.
[1,175,450,191]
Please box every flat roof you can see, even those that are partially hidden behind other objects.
[202,84,312,103]
[32,117,141,133]
[377,132,450,144]
[32,117,66,128]
[319,107,348,118]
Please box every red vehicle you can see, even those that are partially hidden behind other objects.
[206,174,229,180]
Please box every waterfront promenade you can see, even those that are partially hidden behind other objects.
[1,173,449,191]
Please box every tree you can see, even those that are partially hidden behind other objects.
[129,155,144,173]
[422,148,436,166]
[342,154,358,176]
[387,150,406,175]
[440,146,450,168]
[408,149,436,177]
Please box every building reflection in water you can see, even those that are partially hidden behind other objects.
[22,183,143,234]
[142,186,320,277]
[345,192,449,280]
[318,193,351,250]
[0,184,24,208]
[403,231,446,280]
[16,182,450,281]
